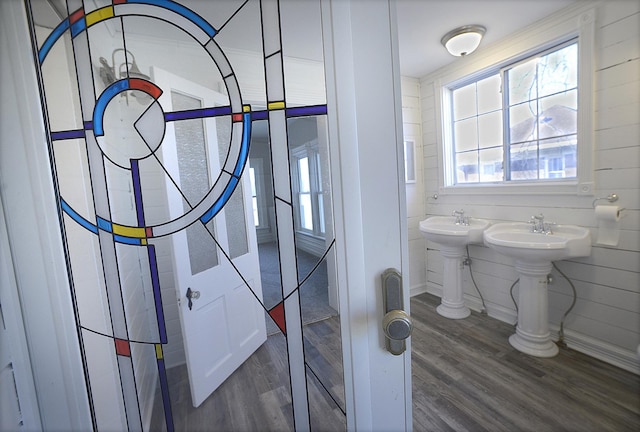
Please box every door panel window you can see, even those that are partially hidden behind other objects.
[28,0,343,430]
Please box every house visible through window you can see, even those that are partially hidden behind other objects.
[449,39,578,185]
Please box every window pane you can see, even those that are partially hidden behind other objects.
[477,74,501,114]
[447,41,578,186]
[510,141,539,180]
[509,58,537,105]
[249,167,257,196]
[226,184,249,259]
[315,153,323,192]
[539,89,577,139]
[318,194,325,234]
[478,111,502,148]
[455,151,479,183]
[252,197,259,227]
[479,147,503,182]
[299,193,313,230]
[454,117,478,152]
[298,156,310,193]
[453,83,477,120]
[510,101,538,143]
[172,91,219,274]
[538,43,578,98]
[539,135,577,179]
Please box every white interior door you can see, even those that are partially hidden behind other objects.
[154,67,266,408]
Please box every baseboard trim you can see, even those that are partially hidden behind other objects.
[417,284,639,375]
[549,327,640,375]
[409,284,428,297]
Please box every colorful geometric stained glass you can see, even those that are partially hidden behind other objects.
[29,0,340,430]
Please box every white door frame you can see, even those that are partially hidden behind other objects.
[1,0,411,430]
[321,0,412,430]
[0,1,92,430]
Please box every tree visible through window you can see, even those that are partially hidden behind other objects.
[449,40,578,184]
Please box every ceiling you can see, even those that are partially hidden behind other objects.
[35,0,578,79]
[396,0,578,78]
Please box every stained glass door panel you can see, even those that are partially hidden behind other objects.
[28,0,343,430]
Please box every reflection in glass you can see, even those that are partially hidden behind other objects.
[29,0,344,429]
[455,150,479,183]
[508,59,538,105]
[510,141,539,180]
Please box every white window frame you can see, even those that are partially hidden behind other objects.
[435,8,595,197]
[291,141,325,238]
[248,158,267,229]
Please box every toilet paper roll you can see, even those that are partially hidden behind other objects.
[595,205,621,246]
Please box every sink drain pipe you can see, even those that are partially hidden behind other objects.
[552,262,577,348]
[465,245,487,314]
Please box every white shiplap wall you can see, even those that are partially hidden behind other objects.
[401,77,427,296]
[405,0,640,373]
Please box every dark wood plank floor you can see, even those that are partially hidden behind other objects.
[411,292,640,432]
[150,318,346,431]
[152,292,640,431]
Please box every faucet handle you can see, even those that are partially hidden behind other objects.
[541,221,556,235]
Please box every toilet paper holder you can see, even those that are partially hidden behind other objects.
[592,193,623,209]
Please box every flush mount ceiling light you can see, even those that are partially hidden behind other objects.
[441,25,486,57]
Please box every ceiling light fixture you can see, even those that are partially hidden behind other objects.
[441,25,486,57]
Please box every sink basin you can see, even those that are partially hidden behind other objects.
[483,222,591,263]
[419,216,491,320]
[484,221,592,358]
[419,216,491,248]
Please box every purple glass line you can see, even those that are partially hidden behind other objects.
[251,110,269,120]
[164,106,232,122]
[130,160,145,226]
[286,104,327,117]
[156,358,174,431]
[148,245,167,344]
[51,129,85,140]
[130,160,167,343]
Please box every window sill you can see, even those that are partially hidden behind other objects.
[439,180,593,196]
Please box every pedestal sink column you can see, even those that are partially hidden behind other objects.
[436,246,471,319]
[510,260,558,357]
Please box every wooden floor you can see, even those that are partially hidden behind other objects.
[152,292,640,431]
[411,292,640,432]
[151,317,345,431]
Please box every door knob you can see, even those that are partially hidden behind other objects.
[382,268,412,355]
[186,287,200,311]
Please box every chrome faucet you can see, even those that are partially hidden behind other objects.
[528,213,554,234]
[452,209,469,226]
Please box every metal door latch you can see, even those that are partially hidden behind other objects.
[186,287,200,311]
[382,268,412,355]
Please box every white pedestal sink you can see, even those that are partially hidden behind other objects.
[419,216,491,319]
[484,222,591,357]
